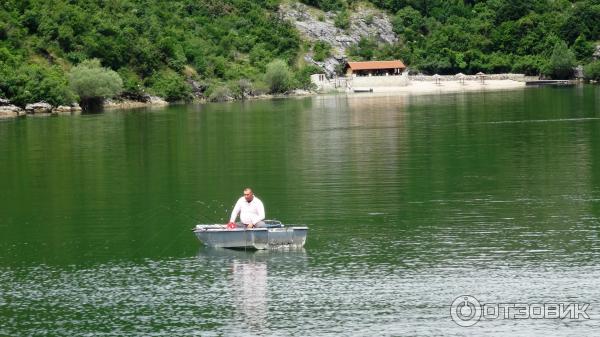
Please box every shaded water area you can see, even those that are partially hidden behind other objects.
[1,86,600,335]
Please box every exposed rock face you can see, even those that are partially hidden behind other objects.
[574,65,584,79]
[53,105,82,115]
[54,106,73,112]
[0,98,25,118]
[279,2,397,77]
[594,45,600,60]
[25,102,52,114]
[0,110,17,119]
[103,96,168,110]
[188,80,208,98]
[0,105,24,118]
[147,96,168,105]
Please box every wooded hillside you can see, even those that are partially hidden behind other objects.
[1,0,599,107]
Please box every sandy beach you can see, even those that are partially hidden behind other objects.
[354,79,526,95]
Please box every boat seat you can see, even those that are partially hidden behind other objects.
[263,220,284,228]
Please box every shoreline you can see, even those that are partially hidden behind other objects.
[103,97,169,110]
[0,79,563,119]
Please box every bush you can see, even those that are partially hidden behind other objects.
[208,86,232,102]
[264,59,292,94]
[146,70,192,102]
[334,10,350,29]
[118,68,144,99]
[1,62,75,107]
[68,59,123,109]
[512,55,547,76]
[33,66,77,107]
[584,61,600,81]
[294,65,322,91]
[313,41,332,62]
[252,81,270,95]
[229,79,253,99]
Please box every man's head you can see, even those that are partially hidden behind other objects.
[243,187,254,202]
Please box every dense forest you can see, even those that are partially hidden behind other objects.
[0,0,306,107]
[315,0,600,76]
[1,0,599,108]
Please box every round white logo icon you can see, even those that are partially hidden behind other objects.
[450,295,482,327]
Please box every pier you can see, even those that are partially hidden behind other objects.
[525,80,573,86]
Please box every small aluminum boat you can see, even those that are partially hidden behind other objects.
[193,220,308,250]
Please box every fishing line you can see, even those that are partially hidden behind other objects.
[157,224,193,256]
[140,199,232,257]
[117,206,168,257]
[126,198,228,258]
[131,203,206,256]
[172,199,229,224]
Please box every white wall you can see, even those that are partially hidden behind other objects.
[350,74,409,88]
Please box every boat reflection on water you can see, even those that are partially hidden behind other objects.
[232,258,268,329]
[196,247,307,330]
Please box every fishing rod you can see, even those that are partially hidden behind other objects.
[163,199,231,227]
[160,204,212,225]
[174,199,230,223]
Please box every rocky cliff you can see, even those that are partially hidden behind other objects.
[279,2,397,77]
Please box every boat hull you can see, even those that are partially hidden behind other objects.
[194,225,308,250]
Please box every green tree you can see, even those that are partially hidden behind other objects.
[1,47,75,107]
[68,59,123,110]
[491,0,532,23]
[146,70,192,102]
[4,0,600,104]
[300,0,348,12]
[583,61,600,81]
[348,37,378,61]
[392,6,424,36]
[546,40,575,79]
[572,34,593,61]
[512,55,547,75]
[264,59,292,94]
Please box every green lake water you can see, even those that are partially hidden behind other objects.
[1,86,600,335]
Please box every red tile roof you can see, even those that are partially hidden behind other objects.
[347,60,406,70]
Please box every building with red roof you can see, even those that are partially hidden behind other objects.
[345,60,406,77]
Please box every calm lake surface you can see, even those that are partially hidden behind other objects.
[1,86,600,336]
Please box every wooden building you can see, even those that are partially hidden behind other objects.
[345,60,406,77]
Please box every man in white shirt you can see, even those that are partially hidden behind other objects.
[228,187,265,228]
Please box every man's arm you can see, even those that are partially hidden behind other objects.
[229,199,241,223]
[255,199,265,223]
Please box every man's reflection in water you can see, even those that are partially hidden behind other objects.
[232,258,268,329]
